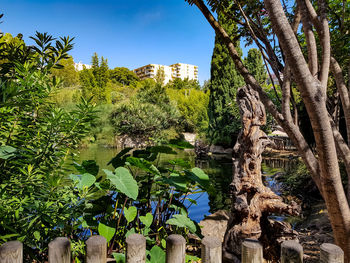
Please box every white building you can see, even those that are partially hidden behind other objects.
[170,63,198,81]
[133,63,198,84]
[74,62,92,71]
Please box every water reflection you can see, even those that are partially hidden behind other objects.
[74,146,294,222]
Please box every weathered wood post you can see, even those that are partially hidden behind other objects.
[241,239,263,263]
[320,243,344,263]
[201,236,222,263]
[281,240,303,263]
[126,234,146,263]
[86,235,107,263]
[0,241,23,263]
[48,237,71,263]
[166,234,186,263]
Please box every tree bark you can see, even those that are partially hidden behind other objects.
[264,0,350,260]
[223,85,299,261]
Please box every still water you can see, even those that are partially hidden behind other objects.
[76,145,284,222]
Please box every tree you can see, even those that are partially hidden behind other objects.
[51,56,79,87]
[79,53,109,102]
[207,11,245,146]
[109,67,139,87]
[244,48,267,85]
[186,0,350,260]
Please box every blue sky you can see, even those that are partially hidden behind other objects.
[1,0,249,84]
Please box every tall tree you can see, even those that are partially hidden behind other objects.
[186,0,350,260]
[80,53,109,102]
[244,48,267,85]
[208,12,244,146]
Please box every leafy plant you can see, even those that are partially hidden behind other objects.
[0,31,97,261]
[68,143,210,259]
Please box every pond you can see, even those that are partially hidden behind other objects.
[75,145,290,223]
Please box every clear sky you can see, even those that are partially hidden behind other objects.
[1,0,222,84]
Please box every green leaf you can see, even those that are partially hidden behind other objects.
[168,139,194,149]
[0,234,20,241]
[140,213,153,228]
[73,160,99,176]
[126,157,160,175]
[168,158,191,168]
[166,214,196,233]
[164,173,189,191]
[112,253,125,263]
[108,147,133,168]
[104,167,138,200]
[33,231,40,241]
[190,167,209,181]
[0,145,17,160]
[77,173,96,189]
[186,167,210,189]
[161,239,166,249]
[98,223,116,242]
[185,254,200,263]
[149,246,165,263]
[69,174,80,184]
[124,206,137,223]
[125,228,136,238]
[149,145,177,155]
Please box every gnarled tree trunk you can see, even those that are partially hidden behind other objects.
[223,86,299,262]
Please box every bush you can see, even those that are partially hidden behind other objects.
[167,88,209,133]
[0,32,97,261]
[110,82,181,143]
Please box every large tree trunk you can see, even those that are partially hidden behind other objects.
[188,0,350,260]
[223,85,299,262]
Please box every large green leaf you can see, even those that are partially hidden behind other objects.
[124,206,137,223]
[164,173,189,191]
[98,223,116,242]
[166,214,196,233]
[126,157,160,175]
[140,212,153,228]
[108,147,133,168]
[104,167,138,200]
[77,173,96,189]
[186,167,210,189]
[73,160,99,176]
[148,246,165,263]
[0,145,17,160]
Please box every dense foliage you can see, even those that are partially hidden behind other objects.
[0,32,97,260]
[207,12,245,147]
[110,81,181,143]
[70,145,210,262]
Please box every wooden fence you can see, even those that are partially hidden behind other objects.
[0,234,344,263]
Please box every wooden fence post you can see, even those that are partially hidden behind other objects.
[166,234,186,263]
[48,237,70,263]
[201,236,222,263]
[86,235,107,263]
[126,234,146,263]
[320,243,344,263]
[241,239,263,263]
[281,240,303,263]
[0,241,23,263]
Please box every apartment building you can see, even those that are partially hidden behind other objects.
[170,63,198,81]
[133,63,198,84]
